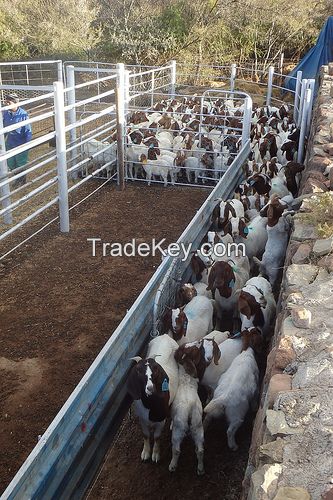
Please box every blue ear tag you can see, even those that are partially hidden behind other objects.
[231,331,241,339]
[244,227,249,234]
[162,378,169,392]
[231,266,238,272]
[249,180,255,186]
[149,143,154,149]
[228,279,235,288]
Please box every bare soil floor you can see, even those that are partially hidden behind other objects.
[0,183,209,494]
[87,411,253,500]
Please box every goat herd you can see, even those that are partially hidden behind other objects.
[127,99,304,476]
[82,96,245,183]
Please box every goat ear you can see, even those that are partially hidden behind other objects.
[183,357,198,378]
[259,202,269,217]
[206,265,216,291]
[238,293,252,319]
[127,365,143,400]
[174,345,185,364]
[212,340,221,365]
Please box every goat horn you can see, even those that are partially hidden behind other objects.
[282,210,296,217]
[129,356,142,363]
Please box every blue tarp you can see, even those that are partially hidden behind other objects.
[285,16,333,91]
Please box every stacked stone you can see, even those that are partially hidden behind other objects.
[243,65,333,500]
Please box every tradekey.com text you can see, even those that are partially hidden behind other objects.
[87,237,245,261]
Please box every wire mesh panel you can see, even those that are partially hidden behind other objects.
[124,88,252,188]
[152,257,185,337]
[0,61,61,101]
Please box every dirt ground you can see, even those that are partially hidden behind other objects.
[0,182,209,494]
[87,409,253,500]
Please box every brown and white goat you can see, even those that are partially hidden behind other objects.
[127,334,179,462]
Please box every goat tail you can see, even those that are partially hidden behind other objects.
[203,397,225,416]
[252,256,261,266]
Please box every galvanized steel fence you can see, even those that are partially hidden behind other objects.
[0,59,315,257]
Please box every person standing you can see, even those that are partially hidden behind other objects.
[3,93,32,186]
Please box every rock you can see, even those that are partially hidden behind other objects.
[291,307,312,329]
[307,156,332,172]
[286,241,301,265]
[303,177,328,194]
[266,409,303,436]
[292,220,318,242]
[248,407,265,464]
[292,358,333,389]
[286,264,319,291]
[303,170,328,184]
[267,374,292,408]
[275,335,297,370]
[313,238,333,257]
[312,147,327,158]
[323,143,333,155]
[260,438,285,463]
[286,292,304,307]
[292,243,312,264]
[250,464,282,500]
[273,486,311,500]
[317,254,333,271]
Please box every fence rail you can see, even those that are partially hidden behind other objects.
[0,60,315,256]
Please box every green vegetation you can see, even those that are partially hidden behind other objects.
[0,0,332,67]
[302,193,333,238]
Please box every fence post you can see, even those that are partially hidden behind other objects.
[297,88,311,163]
[242,96,253,148]
[230,63,237,92]
[57,60,63,82]
[293,70,302,123]
[151,70,155,109]
[116,63,126,190]
[170,60,177,97]
[0,101,13,225]
[53,81,70,232]
[297,78,308,129]
[306,79,315,135]
[266,66,275,106]
[66,65,78,179]
[124,70,130,116]
[279,52,284,73]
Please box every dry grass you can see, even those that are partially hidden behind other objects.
[301,192,333,238]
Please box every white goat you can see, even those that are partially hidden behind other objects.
[168,295,214,346]
[234,214,268,262]
[253,196,292,286]
[82,139,117,176]
[169,364,205,475]
[204,339,260,450]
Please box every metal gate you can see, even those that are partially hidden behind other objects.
[124,88,252,188]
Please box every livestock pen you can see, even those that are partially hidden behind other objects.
[0,59,315,499]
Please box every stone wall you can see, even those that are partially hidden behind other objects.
[243,65,333,500]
